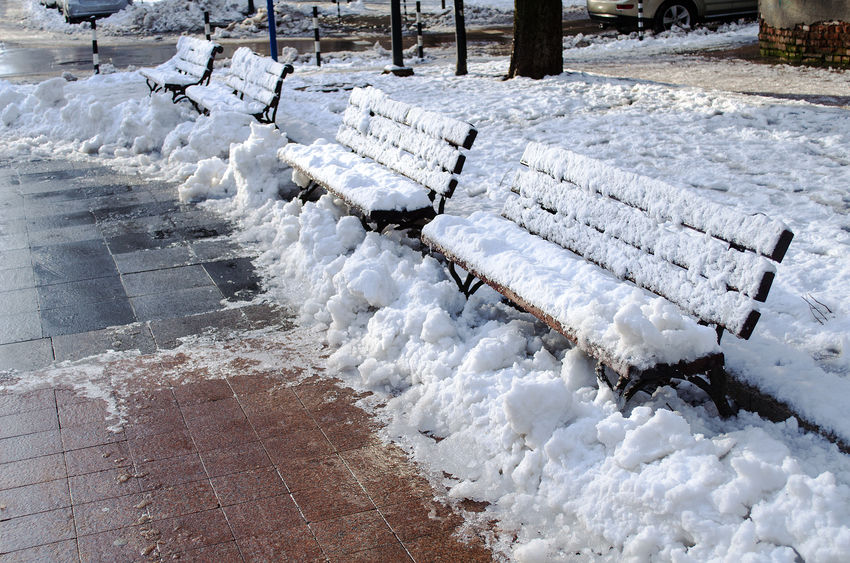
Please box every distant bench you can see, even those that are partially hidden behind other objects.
[139,36,222,101]
[279,87,477,233]
[185,47,294,124]
[422,142,793,415]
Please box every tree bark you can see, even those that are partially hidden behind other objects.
[508,0,563,79]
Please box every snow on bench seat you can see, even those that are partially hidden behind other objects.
[423,211,722,374]
[421,141,794,415]
[282,139,433,215]
[185,47,294,124]
[278,87,477,231]
[139,36,222,100]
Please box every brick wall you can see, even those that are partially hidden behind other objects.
[759,18,850,67]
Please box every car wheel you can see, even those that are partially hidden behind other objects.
[654,1,696,32]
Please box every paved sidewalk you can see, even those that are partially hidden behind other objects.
[0,158,494,562]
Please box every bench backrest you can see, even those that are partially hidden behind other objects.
[172,36,222,80]
[336,87,477,211]
[225,47,292,107]
[503,142,793,340]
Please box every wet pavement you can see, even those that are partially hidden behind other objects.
[0,158,495,562]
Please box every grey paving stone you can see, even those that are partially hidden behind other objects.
[239,303,296,331]
[0,338,54,372]
[0,249,32,271]
[0,267,37,292]
[33,250,118,287]
[0,311,43,344]
[0,218,28,235]
[188,239,246,262]
[27,224,102,247]
[37,276,127,310]
[148,307,248,349]
[130,286,224,322]
[105,231,181,254]
[202,258,262,301]
[121,265,215,298]
[0,287,40,316]
[26,210,96,232]
[98,214,176,239]
[113,245,195,275]
[21,197,94,218]
[52,323,156,362]
[91,200,176,224]
[40,299,136,338]
[0,231,28,252]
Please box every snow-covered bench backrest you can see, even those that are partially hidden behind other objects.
[504,141,794,340]
[225,47,292,106]
[172,36,222,79]
[335,87,477,202]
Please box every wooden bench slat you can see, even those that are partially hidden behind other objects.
[501,195,760,339]
[336,125,457,197]
[512,168,777,302]
[521,142,793,262]
[341,106,465,174]
[348,88,477,150]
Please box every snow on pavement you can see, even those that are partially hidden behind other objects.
[2,19,850,562]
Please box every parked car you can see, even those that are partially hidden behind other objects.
[59,0,131,24]
[586,0,758,32]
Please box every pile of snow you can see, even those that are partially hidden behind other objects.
[564,21,759,61]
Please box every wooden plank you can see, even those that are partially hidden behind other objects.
[521,142,793,262]
[501,196,759,339]
[511,168,777,302]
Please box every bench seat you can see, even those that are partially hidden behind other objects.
[185,80,268,116]
[424,211,722,375]
[282,139,434,224]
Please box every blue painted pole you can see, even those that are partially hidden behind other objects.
[267,0,278,61]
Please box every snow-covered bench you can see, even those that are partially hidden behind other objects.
[139,36,222,101]
[279,87,478,232]
[185,47,294,124]
[421,142,794,415]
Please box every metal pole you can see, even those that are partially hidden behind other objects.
[204,11,211,40]
[637,0,644,40]
[313,6,321,66]
[90,18,99,74]
[403,0,407,18]
[454,0,467,75]
[336,0,341,22]
[416,1,423,59]
[247,0,255,15]
[442,0,445,9]
[267,0,278,60]
[390,0,404,68]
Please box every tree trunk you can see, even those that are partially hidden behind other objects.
[508,0,563,79]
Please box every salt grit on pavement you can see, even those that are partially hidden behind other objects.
[2,5,850,561]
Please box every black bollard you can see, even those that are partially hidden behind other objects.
[91,18,99,74]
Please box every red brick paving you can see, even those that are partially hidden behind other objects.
[0,346,494,562]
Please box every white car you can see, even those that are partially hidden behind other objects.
[587,0,757,32]
[60,0,131,24]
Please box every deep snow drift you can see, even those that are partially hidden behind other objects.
[2,17,850,563]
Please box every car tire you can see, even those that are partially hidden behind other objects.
[654,1,696,32]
